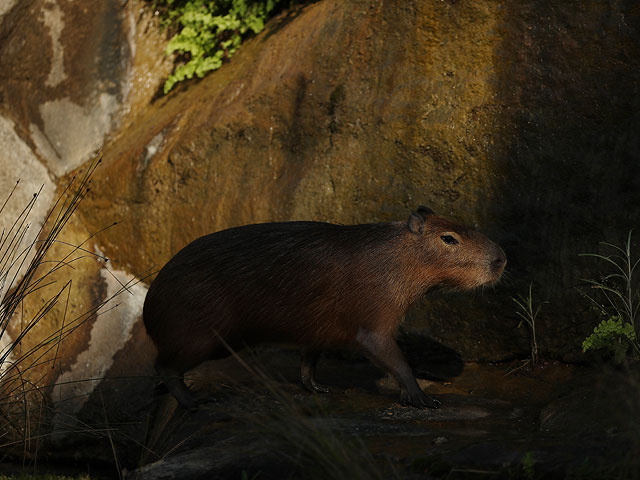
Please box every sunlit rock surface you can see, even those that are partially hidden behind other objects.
[0,0,638,472]
[76,0,640,361]
[0,0,166,441]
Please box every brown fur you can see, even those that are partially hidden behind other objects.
[143,207,506,409]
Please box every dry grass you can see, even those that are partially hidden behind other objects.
[0,156,142,462]
[217,340,397,480]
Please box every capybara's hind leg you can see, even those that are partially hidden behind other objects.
[300,349,329,394]
[356,328,441,409]
[157,365,198,409]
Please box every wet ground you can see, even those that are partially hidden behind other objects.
[1,343,636,479]
[126,346,639,479]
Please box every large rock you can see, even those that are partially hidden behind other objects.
[77,0,640,361]
[0,0,638,469]
[0,0,172,177]
[0,0,168,450]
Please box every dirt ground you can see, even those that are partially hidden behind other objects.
[126,346,638,479]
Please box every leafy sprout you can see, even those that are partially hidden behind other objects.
[580,231,640,361]
[157,0,286,93]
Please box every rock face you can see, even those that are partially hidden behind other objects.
[0,0,168,446]
[79,0,640,362]
[0,0,639,458]
[2,0,124,175]
[0,0,173,174]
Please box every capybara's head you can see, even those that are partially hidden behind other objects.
[407,206,506,290]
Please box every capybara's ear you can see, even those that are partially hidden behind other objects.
[408,212,425,234]
[416,206,435,218]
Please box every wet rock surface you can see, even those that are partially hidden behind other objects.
[110,348,635,479]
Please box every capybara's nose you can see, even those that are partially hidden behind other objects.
[492,250,507,271]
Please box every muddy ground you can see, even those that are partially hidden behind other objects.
[6,343,633,480]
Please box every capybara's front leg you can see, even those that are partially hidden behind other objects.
[356,328,441,409]
[300,349,329,394]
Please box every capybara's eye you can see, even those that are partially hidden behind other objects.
[440,235,458,245]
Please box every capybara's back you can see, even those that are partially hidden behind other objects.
[143,207,506,409]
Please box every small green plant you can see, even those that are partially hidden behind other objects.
[240,471,261,480]
[521,451,536,480]
[513,283,542,365]
[155,0,286,93]
[580,231,640,361]
[582,316,636,363]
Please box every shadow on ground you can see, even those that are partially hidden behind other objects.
[120,345,639,480]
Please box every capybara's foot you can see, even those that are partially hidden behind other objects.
[301,376,330,394]
[400,390,441,409]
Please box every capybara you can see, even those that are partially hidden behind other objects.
[143,207,506,409]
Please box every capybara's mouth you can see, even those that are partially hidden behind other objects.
[479,260,507,288]
[489,249,507,282]
[488,265,507,286]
